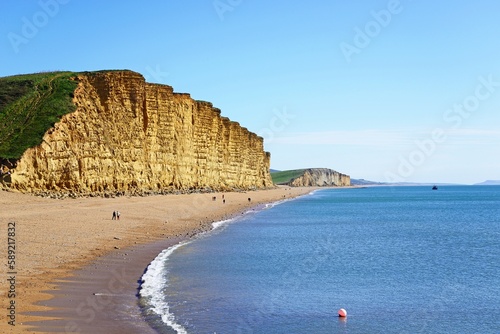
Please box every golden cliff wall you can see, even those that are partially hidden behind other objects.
[8,71,273,195]
[288,168,350,187]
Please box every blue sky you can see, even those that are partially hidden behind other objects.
[1,0,499,184]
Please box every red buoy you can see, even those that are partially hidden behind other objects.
[338,308,347,317]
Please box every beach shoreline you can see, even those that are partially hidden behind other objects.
[0,186,321,333]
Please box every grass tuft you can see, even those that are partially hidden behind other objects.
[0,72,78,159]
[271,169,306,184]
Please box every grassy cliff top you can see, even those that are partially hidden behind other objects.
[0,72,78,159]
[271,169,306,184]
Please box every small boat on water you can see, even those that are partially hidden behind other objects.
[432,185,438,190]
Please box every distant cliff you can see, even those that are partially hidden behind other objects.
[0,70,273,195]
[272,168,350,187]
[474,180,500,186]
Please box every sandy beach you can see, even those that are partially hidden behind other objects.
[0,186,315,333]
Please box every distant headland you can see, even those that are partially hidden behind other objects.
[271,168,350,187]
[474,180,500,186]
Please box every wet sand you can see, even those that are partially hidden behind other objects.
[0,186,315,333]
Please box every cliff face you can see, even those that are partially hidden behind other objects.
[288,168,350,187]
[5,71,273,195]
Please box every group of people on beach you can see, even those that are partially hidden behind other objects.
[211,194,252,204]
[112,210,120,220]
[213,194,226,203]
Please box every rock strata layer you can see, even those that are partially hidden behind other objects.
[288,168,350,187]
[3,71,273,195]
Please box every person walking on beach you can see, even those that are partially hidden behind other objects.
[117,211,120,220]
[112,211,116,220]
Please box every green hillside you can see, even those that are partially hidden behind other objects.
[271,169,305,184]
[0,72,78,159]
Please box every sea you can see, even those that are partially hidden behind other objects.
[140,186,500,334]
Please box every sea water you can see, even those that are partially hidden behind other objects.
[140,186,500,333]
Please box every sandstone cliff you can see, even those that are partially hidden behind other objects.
[288,168,350,187]
[2,70,273,195]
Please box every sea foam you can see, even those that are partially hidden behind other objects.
[140,217,238,333]
[140,241,190,334]
[140,193,313,333]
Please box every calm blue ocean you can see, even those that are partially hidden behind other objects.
[140,186,500,334]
